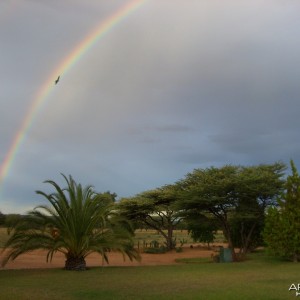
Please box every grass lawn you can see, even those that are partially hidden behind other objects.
[0,250,299,300]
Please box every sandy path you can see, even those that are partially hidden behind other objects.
[0,246,217,269]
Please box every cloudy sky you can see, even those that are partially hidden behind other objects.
[1,0,300,214]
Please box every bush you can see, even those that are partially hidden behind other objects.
[0,212,5,226]
[143,247,167,254]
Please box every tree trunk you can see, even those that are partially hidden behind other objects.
[65,255,86,271]
[167,226,175,250]
[223,225,238,262]
[227,234,238,262]
[241,222,257,256]
[159,229,173,251]
[292,253,299,263]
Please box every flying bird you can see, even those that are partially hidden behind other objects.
[55,75,60,85]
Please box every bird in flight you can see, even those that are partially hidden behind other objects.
[55,75,60,85]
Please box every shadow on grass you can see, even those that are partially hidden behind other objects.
[175,257,213,264]
[245,248,294,264]
[175,248,292,265]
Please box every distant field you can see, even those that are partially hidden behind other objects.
[134,229,193,249]
[0,228,225,249]
[134,229,225,248]
[0,250,298,300]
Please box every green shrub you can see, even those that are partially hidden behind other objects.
[150,240,160,248]
[143,247,167,254]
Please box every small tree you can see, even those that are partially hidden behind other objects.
[186,213,218,248]
[119,185,182,251]
[264,160,300,262]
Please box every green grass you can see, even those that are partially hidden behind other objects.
[175,257,212,264]
[0,251,299,300]
[1,229,296,299]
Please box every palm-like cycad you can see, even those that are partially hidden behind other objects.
[1,174,140,270]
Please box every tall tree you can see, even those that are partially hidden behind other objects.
[231,163,285,255]
[177,163,285,261]
[1,174,139,270]
[264,160,300,262]
[118,186,182,250]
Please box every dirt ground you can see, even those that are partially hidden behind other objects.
[0,245,220,269]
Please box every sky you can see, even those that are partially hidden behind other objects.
[1,0,300,214]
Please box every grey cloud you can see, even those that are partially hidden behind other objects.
[2,0,300,213]
[151,125,192,133]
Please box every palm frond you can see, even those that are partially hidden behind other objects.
[1,174,140,268]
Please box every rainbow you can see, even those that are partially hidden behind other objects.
[0,0,147,186]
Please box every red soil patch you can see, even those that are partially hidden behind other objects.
[0,245,220,270]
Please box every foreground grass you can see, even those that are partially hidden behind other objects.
[0,251,299,300]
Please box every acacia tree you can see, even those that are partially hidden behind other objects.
[177,165,240,260]
[177,163,285,261]
[1,175,140,270]
[264,160,300,262]
[231,163,285,255]
[118,186,182,250]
